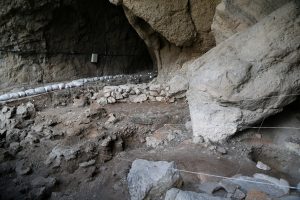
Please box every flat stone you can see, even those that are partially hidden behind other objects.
[256,161,271,171]
[79,160,96,168]
[129,94,147,103]
[127,159,182,200]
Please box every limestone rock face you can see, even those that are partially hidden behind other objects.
[115,0,220,81]
[187,1,300,142]
[0,0,152,91]
[122,0,197,47]
[212,0,291,44]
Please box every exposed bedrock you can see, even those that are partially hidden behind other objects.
[110,0,220,81]
[187,1,300,142]
[0,0,153,90]
[211,0,291,44]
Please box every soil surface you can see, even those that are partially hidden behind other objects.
[0,86,299,200]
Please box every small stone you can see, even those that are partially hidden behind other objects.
[115,92,123,100]
[256,161,271,171]
[255,133,262,139]
[105,113,118,125]
[217,146,227,155]
[168,97,175,103]
[107,97,116,104]
[155,97,166,102]
[146,137,161,148]
[148,96,156,102]
[73,96,87,108]
[133,88,141,95]
[193,136,204,144]
[104,92,111,98]
[129,94,147,103]
[79,160,96,168]
[149,91,159,97]
[149,84,161,93]
[97,97,108,105]
[15,161,31,176]
[101,136,112,147]
[9,142,22,155]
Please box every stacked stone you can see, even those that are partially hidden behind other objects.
[92,83,185,105]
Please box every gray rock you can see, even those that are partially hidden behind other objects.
[101,136,112,147]
[256,161,271,171]
[216,147,227,155]
[79,160,96,168]
[15,160,31,175]
[212,0,290,44]
[16,102,35,118]
[167,75,188,96]
[187,1,300,142]
[9,142,22,155]
[127,159,182,200]
[165,188,229,200]
[45,145,80,167]
[31,176,57,198]
[129,94,148,103]
[107,97,116,104]
[97,97,108,105]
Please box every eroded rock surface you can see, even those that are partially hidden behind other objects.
[127,159,182,200]
[0,0,152,90]
[187,1,300,141]
[112,0,220,81]
[212,0,291,44]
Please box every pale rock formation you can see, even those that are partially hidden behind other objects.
[127,159,182,200]
[187,1,300,142]
[212,0,291,44]
[113,0,220,81]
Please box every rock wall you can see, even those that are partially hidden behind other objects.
[187,1,300,142]
[110,0,221,81]
[211,0,291,44]
[0,0,153,91]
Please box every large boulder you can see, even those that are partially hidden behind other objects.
[187,1,300,142]
[127,159,182,200]
[114,0,220,81]
[211,0,291,44]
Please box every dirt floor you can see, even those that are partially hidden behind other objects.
[0,85,299,200]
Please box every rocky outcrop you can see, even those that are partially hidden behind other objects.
[127,159,182,200]
[211,0,291,44]
[187,1,300,142]
[111,0,220,81]
[0,0,152,91]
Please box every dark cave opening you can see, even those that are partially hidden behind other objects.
[44,0,154,77]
